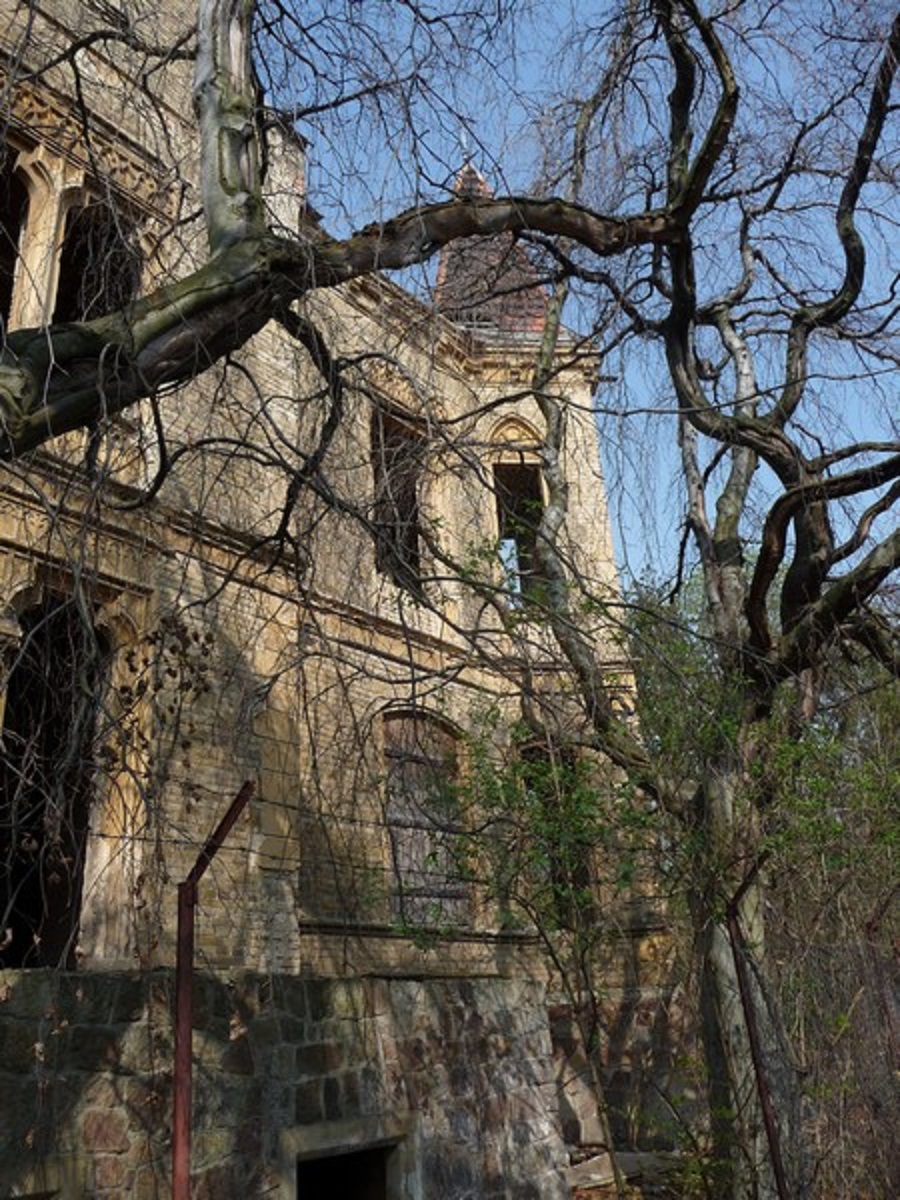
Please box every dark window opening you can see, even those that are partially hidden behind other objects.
[372,406,425,594]
[384,713,468,927]
[0,154,29,328]
[0,596,109,968]
[53,200,141,323]
[297,1146,389,1200]
[520,742,594,932]
[494,461,544,602]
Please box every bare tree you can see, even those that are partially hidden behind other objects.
[515,5,900,1197]
[1,2,897,1198]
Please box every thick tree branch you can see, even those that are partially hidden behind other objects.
[672,0,739,218]
[746,456,900,652]
[778,529,900,678]
[773,14,900,427]
[0,196,677,461]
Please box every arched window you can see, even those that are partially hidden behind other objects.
[53,198,142,322]
[383,711,468,927]
[0,595,110,968]
[0,151,30,328]
[371,403,426,594]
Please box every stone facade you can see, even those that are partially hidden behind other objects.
[0,3,647,1197]
[0,969,567,1199]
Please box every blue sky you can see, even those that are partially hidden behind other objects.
[271,1,898,589]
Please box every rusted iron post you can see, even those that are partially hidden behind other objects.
[172,781,255,1200]
[173,878,197,1200]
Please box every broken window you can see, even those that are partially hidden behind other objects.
[53,198,141,323]
[493,460,545,602]
[383,712,468,927]
[371,405,425,594]
[0,149,29,328]
[0,596,109,968]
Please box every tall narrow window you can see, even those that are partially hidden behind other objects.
[0,153,29,328]
[0,596,109,968]
[520,742,594,932]
[372,405,425,593]
[383,712,468,927]
[494,461,544,601]
[53,200,141,323]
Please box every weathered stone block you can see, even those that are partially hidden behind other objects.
[0,1020,46,1073]
[133,1163,164,1200]
[294,1079,323,1125]
[303,979,332,1022]
[0,1073,40,1143]
[109,976,150,1023]
[276,1013,306,1044]
[194,1162,242,1200]
[118,1021,166,1074]
[79,1075,126,1116]
[82,1108,130,1154]
[295,1040,343,1076]
[63,1025,123,1072]
[273,976,307,1018]
[0,971,53,1019]
[322,1073,341,1120]
[220,1034,254,1075]
[94,1153,130,1190]
[245,1014,282,1051]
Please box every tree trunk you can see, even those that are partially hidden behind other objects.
[694,768,806,1200]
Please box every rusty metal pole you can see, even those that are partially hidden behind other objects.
[173,878,196,1200]
[172,781,255,1200]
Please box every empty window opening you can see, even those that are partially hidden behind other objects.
[53,200,141,323]
[384,713,468,927]
[372,406,425,594]
[494,461,544,601]
[520,742,594,932]
[297,1145,390,1200]
[0,154,29,327]
[0,596,109,968]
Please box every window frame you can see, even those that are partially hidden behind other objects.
[488,421,548,606]
[52,189,143,323]
[382,710,470,928]
[371,401,428,595]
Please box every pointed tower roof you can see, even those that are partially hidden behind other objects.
[433,167,547,336]
[452,162,493,200]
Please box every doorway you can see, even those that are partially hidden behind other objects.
[296,1145,392,1200]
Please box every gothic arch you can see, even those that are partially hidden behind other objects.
[488,415,542,456]
[52,186,143,322]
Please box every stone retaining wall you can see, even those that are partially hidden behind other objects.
[0,969,568,1199]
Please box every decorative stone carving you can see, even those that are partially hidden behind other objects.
[1,74,173,215]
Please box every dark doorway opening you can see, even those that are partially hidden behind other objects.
[0,595,109,968]
[296,1145,390,1200]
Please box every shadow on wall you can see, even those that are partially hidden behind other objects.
[0,969,570,1200]
[550,921,701,1157]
